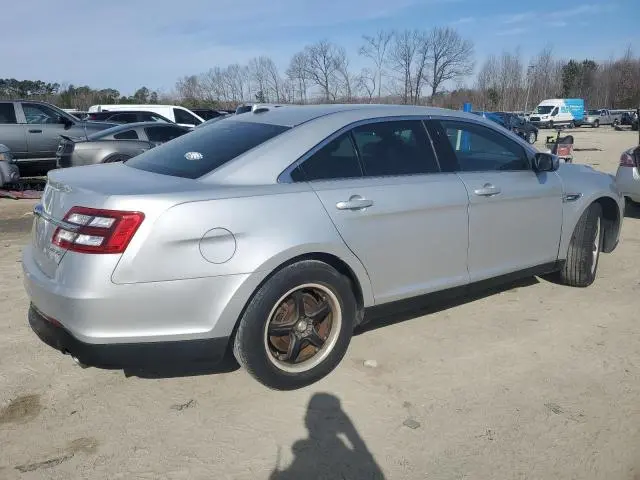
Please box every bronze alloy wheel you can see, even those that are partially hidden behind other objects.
[263,283,342,373]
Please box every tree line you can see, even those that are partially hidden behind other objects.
[2,27,639,113]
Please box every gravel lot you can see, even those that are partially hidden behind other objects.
[1,127,639,480]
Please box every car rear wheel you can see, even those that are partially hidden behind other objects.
[233,260,356,390]
[558,203,603,287]
[527,131,537,144]
[569,121,575,129]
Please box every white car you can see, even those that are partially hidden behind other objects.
[616,146,640,204]
[87,104,204,128]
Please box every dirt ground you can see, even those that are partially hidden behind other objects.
[1,127,639,480]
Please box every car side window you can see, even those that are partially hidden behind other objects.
[21,103,61,124]
[297,133,362,182]
[109,113,138,123]
[145,126,186,142]
[113,129,139,140]
[0,103,17,124]
[142,113,169,123]
[440,120,529,172]
[352,120,439,177]
[173,108,202,125]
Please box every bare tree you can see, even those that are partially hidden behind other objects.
[359,30,393,99]
[303,40,344,101]
[425,27,474,100]
[356,68,377,102]
[286,52,309,104]
[388,30,420,104]
[335,48,355,101]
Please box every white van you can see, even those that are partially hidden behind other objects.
[529,98,585,128]
[87,104,204,128]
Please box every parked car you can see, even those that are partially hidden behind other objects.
[583,109,621,128]
[616,146,640,205]
[0,101,116,176]
[88,104,204,128]
[23,104,623,390]
[84,110,174,124]
[191,108,228,120]
[63,109,88,120]
[620,111,635,126]
[56,122,190,168]
[195,115,229,129]
[530,98,585,128]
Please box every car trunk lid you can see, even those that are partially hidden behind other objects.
[30,163,210,278]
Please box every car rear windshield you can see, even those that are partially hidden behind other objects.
[125,120,290,179]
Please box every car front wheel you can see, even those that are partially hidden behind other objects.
[527,131,537,144]
[558,203,603,287]
[233,260,356,390]
[593,120,600,128]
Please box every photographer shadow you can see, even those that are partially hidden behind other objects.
[270,393,385,480]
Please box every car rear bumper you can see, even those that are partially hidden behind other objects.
[616,166,640,202]
[22,243,253,345]
[28,305,229,368]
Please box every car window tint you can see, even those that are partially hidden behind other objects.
[352,120,439,177]
[22,103,61,124]
[0,103,17,124]
[142,113,169,123]
[145,126,186,142]
[173,108,202,125]
[126,120,289,179]
[113,129,139,140]
[298,133,362,182]
[440,120,529,172]
[109,113,138,123]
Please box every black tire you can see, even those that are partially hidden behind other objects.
[549,121,554,129]
[569,121,575,129]
[102,154,130,164]
[233,260,357,390]
[559,203,603,287]
[593,120,599,128]
[527,131,537,144]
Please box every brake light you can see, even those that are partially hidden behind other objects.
[52,206,144,254]
[620,151,636,167]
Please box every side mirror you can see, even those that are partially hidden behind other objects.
[633,146,640,168]
[59,116,73,128]
[533,152,559,172]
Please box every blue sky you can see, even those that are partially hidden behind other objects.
[3,0,639,95]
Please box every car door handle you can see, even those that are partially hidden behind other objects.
[473,184,501,197]
[336,196,374,210]
[28,129,42,133]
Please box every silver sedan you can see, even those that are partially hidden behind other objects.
[23,105,624,390]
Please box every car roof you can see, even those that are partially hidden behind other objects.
[89,121,186,138]
[226,104,477,127]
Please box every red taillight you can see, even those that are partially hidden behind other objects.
[620,151,635,167]
[52,206,144,254]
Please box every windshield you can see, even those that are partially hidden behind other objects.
[535,106,554,114]
[588,110,600,115]
[126,120,289,179]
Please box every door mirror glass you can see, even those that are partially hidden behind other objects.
[551,108,558,117]
[533,152,559,172]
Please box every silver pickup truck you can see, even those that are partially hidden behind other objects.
[583,109,622,128]
[0,100,115,176]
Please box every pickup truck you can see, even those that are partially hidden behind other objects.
[0,100,115,176]
[583,109,622,128]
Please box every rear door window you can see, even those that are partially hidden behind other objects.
[296,133,362,181]
[126,120,289,178]
[0,103,17,124]
[173,108,202,125]
[113,129,139,140]
[351,120,439,177]
[145,126,187,142]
